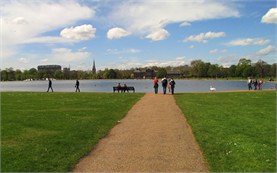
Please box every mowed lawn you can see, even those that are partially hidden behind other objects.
[1,92,144,172]
[175,91,276,172]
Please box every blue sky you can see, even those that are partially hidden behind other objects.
[1,0,276,71]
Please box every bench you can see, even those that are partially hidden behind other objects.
[113,86,135,93]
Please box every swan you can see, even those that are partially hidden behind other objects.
[210,86,216,91]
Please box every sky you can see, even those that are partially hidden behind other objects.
[1,0,276,71]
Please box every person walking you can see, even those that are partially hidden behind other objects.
[161,77,168,94]
[253,79,258,90]
[258,79,263,90]
[75,79,80,92]
[247,77,252,90]
[47,78,53,92]
[153,77,159,94]
[169,78,176,94]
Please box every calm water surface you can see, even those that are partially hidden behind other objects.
[0,79,276,93]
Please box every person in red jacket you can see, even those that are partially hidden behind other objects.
[153,77,159,94]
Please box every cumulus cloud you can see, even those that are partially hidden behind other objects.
[107,0,239,39]
[228,38,270,46]
[51,48,90,63]
[261,8,277,24]
[60,24,96,40]
[2,0,94,46]
[107,27,131,39]
[145,29,170,41]
[184,32,226,43]
[209,49,227,54]
[256,45,277,56]
[180,21,191,27]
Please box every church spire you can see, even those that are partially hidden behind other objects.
[92,59,96,74]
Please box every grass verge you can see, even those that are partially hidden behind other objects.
[1,92,144,172]
[174,91,276,172]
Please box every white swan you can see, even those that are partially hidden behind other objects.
[210,86,216,91]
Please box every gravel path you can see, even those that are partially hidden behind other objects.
[73,93,208,172]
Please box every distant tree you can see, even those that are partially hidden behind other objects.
[15,69,22,80]
[104,69,117,79]
[228,65,237,77]
[191,60,206,77]
[54,70,63,79]
[29,68,37,79]
[1,69,8,81]
[156,68,167,78]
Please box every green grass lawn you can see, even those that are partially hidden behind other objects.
[175,91,276,172]
[1,92,144,172]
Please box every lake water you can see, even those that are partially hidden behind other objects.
[1,79,276,93]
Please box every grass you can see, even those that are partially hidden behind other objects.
[1,92,144,172]
[174,91,276,172]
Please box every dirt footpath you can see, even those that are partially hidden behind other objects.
[73,93,208,172]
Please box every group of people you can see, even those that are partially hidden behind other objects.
[116,83,128,93]
[247,77,263,90]
[153,77,176,94]
[47,79,80,92]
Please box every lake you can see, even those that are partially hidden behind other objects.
[1,79,276,93]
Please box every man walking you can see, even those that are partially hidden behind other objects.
[75,79,80,92]
[161,77,168,94]
[47,78,54,92]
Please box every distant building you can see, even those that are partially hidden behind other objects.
[92,59,96,74]
[37,65,61,71]
[133,68,156,79]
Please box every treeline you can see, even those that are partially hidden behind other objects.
[1,58,276,81]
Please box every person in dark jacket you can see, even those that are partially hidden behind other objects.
[169,78,176,94]
[161,77,168,94]
[75,80,80,92]
[47,78,53,92]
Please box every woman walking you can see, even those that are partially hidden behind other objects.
[153,77,159,94]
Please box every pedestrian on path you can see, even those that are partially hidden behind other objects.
[75,79,80,92]
[47,78,53,92]
[161,77,168,94]
[169,78,176,94]
[153,77,159,94]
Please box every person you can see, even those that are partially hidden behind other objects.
[169,78,176,94]
[247,77,252,90]
[117,83,121,93]
[153,77,159,94]
[253,79,258,90]
[47,78,53,92]
[161,77,168,94]
[75,79,80,92]
[258,79,263,90]
[123,83,127,93]
[167,78,171,93]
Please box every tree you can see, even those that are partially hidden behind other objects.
[156,68,167,78]
[103,69,117,79]
[15,69,22,80]
[29,68,38,79]
[54,70,63,79]
[1,69,8,81]
[191,60,206,77]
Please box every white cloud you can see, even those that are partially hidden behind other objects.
[209,49,227,54]
[261,8,277,24]
[228,38,270,46]
[180,21,191,27]
[184,32,226,43]
[60,24,96,40]
[107,27,131,39]
[1,0,94,46]
[50,48,90,63]
[145,57,190,67]
[108,0,239,38]
[256,45,277,56]
[106,48,141,54]
[19,57,30,64]
[145,29,170,41]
